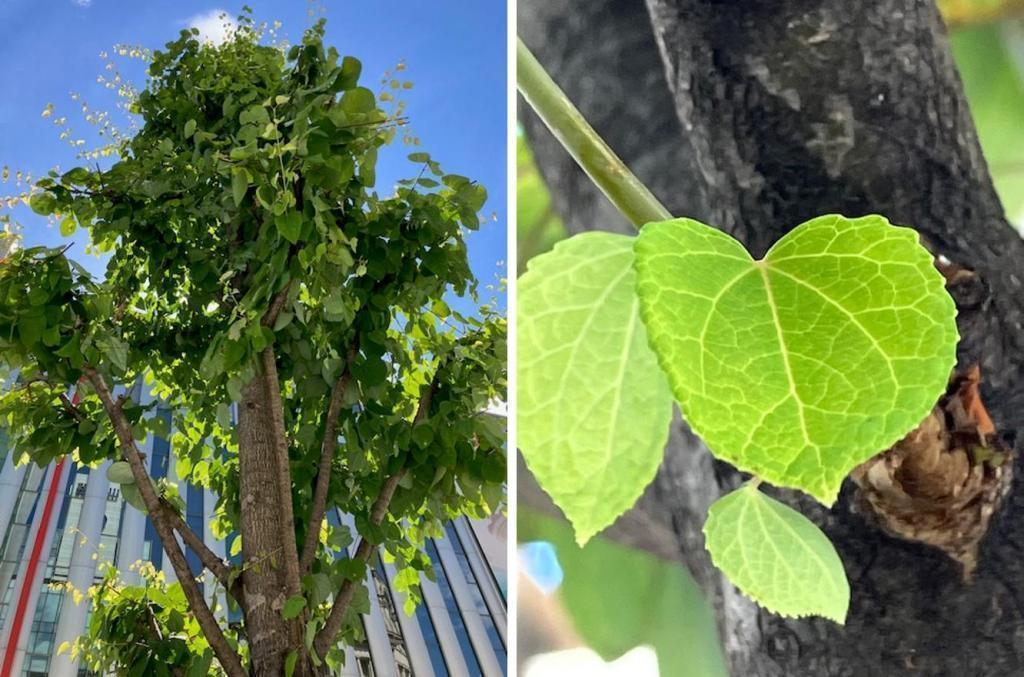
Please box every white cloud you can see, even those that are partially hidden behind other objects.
[187,9,237,46]
[72,0,93,7]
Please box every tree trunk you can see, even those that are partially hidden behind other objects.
[237,376,296,676]
[521,1,1024,675]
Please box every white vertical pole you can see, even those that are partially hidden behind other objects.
[383,560,435,677]
[1,459,72,677]
[434,536,503,675]
[202,486,228,618]
[364,561,400,677]
[454,518,507,645]
[49,460,112,677]
[420,576,472,676]
[0,451,28,556]
[116,385,155,586]
[161,419,182,585]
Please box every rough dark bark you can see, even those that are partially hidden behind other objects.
[521,1,1024,675]
[237,376,294,677]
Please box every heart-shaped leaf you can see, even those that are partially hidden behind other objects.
[704,484,849,622]
[518,232,673,545]
[634,214,957,503]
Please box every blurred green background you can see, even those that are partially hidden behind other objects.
[516,5,1024,675]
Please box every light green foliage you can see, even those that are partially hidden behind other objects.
[635,214,957,503]
[952,23,1024,225]
[703,485,849,622]
[0,10,505,673]
[517,232,672,544]
[520,509,728,677]
[516,136,566,268]
[74,563,227,677]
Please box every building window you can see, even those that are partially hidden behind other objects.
[355,616,376,676]
[426,539,484,677]
[413,595,450,677]
[371,557,413,677]
[445,523,506,671]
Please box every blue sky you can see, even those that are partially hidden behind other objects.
[0,1,507,312]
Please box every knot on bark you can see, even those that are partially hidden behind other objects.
[851,365,1013,579]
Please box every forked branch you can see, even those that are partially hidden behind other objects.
[83,367,245,677]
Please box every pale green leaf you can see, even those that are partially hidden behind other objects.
[282,594,306,620]
[634,214,957,503]
[106,461,135,485]
[518,232,673,545]
[231,167,248,207]
[183,119,197,138]
[703,485,849,622]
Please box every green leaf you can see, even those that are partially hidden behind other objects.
[408,152,430,163]
[275,210,303,244]
[29,192,57,216]
[59,215,77,237]
[412,422,433,447]
[120,482,147,513]
[231,167,248,207]
[184,119,197,138]
[340,87,376,115]
[284,651,298,677]
[703,485,849,622]
[282,594,307,620]
[99,334,130,372]
[106,461,135,485]
[517,232,673,545]
[634,215,957,503]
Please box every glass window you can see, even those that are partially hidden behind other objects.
[414,595,450,677]
[445,524,506,669]
[426,539,483,677]
[371,557,412,677]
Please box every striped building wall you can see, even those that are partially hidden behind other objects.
[0,387,507,677]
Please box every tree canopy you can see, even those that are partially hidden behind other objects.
[0,13,505,676]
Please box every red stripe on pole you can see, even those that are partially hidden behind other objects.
[1,389,78,676]
[0,457,67,677]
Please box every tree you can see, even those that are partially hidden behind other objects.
[520,1,1024,675]
[0,15,505,677]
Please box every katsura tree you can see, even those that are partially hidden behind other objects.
[0,15,505,677]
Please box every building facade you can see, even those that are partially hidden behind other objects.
[0,389,507,677]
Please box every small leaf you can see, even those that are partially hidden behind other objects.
[275,210,303,244]
[634,215,958,503]
[59,215,77,237]
[284,651,298,677]
[518,232,673,545]
[340,87,376,114]
[184,119,197,138]
[408,152,430,163]
[106,461,135,485]
[282,594,307,620]
[120,483,147,513]
[703,485,849,623]
[29,192,57,215]
[231,167,248,207]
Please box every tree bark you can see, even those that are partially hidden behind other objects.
[521,1,1024,675]
[237,375,294,676]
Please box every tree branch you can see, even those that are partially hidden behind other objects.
[311,372,439,660]
[83,367,245,677]
[299,339,359,574]
[311,469,406,661]
[258,347,304,602]
[158,497,243,604]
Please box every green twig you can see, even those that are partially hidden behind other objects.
[516,37,671,228]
